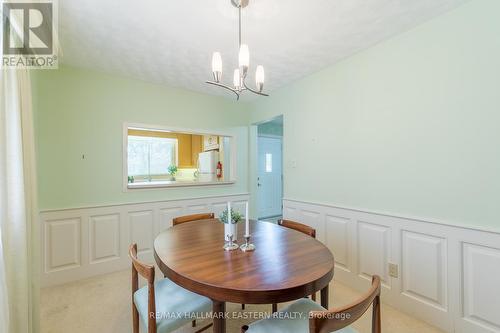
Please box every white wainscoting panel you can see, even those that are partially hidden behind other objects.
[159,206,182,231]
[89,214,120,264]
[357,221,391,286]
[129,210,154,255]
[45,218,81,272]
[461,243,500,333]
[301,209,324,243]
[401,230,447,310]
[283,205,299,220]
[40,194,249,287]
[324,215,350,272]
[185,204,210,214]
[283,198,500,333]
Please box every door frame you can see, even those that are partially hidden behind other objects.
[257,134,283,219]
[251,115,284,221]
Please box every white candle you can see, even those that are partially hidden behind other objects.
[245,201,249,236]
[227,201,231,224]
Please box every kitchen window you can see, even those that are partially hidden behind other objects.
[127,135,178,180]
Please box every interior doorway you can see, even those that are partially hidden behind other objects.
[256,116,283,221]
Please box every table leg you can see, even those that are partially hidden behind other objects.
[321,284,329,309]
[212,300,226,333]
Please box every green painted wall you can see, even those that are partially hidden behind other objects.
[32,0,500,230]
[32,67,251,210]
[249,0,500,230]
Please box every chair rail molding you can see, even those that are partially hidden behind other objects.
[283,198,500,333]
[40,193,249,287]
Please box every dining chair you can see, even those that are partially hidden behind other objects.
[172,213,215,226]
[171,212,215,324]
[272,219,317,312]
[129,244,213,333]
[241,275,381,333]
[278,219,316,238]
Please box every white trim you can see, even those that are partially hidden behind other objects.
[283,197,500,235]
[39,192,250,213]
[127,180,236,189]
[125,122,236,137]
[283,198,500,333]
[40,193,250,287]
[122,122,238,192]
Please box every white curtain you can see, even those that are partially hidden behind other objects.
[0,68,39,333]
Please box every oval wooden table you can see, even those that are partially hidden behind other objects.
[154,219,335,333]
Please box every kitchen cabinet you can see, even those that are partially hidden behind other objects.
[203,135,219,151]
[191,135,203,167]
[177,134,193,168]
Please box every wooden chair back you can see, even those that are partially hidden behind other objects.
[309,275,381,333]
[278,219,316,238]
[277,219,317,303]
[172,213,215,226]
[129,243,156,333]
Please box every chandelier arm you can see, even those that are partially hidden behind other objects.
[206,81,240,100]
[242,78,269,97]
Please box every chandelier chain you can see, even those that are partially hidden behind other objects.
[239,6,242,47]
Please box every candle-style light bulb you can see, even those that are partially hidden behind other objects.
[212,52,222,82]
[255,65,265,92]
[233,69,241,90]
[238,44,249,76]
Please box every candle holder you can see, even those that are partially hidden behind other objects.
[223,234,239,251]
[239,234,255,252]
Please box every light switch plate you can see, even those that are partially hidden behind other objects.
[388,263,399,278]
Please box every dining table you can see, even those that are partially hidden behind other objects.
[154,219,335,333]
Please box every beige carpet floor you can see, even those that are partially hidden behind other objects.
[41,269,444,333]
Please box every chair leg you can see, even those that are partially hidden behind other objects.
[241,303,246,310]
[312,292,316,302]
[132,305,139,333]
[272,303,278,313]
[192,320,196,327]
[372,295,381,333]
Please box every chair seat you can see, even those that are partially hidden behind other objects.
[133,278,212,333]
[245,298,358,333]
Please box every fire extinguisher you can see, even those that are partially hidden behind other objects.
[216,161,222,179]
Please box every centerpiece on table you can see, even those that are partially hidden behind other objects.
[219,202,242,251]
[219,202,255,252]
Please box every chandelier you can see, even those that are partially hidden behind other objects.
[206,0,268,100]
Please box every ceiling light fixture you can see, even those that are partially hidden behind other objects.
[206,0,268,100]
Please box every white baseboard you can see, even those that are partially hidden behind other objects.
[283,198,500,333]
[40,194,249,287]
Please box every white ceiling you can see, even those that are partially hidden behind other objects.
[59,0,468,100]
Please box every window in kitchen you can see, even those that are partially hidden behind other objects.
[127,134,178,181]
